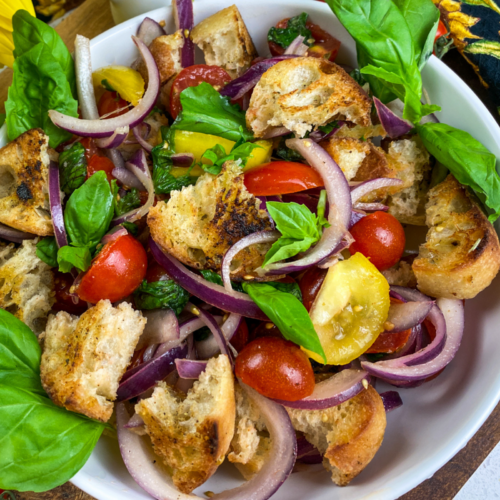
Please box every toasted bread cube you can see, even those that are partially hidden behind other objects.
[413,175,500,299]
[247,58,372,138]
[287,386,386,486]
[135,355,235,494]
[191,5,257,78]
[40,300,146,422]
[0,129,53,236]
[0,239,54,334]
[147,162,272,277]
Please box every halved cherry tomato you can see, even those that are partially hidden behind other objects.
[146,261,172,283]
[435,19,448,43]
[349,212,406,272]
[244,161,324,196]
[97,90,129,119]
[76,234,148,304]
[87,155,116,184]
[269,18,341,62]
[230,319,249,353]
[299,266,328,312]
[79,137,99,163]
[170,65,232,119]
[235,337,315,401]
[52,271,87,315]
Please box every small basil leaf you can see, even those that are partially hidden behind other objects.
[57,246,92,274]
[122,221,139,236]
[133,280,190,315]
[275,135,305,162]
[243,282,326,362]
[36,237,58,268]
[268,12,313,48]
[264,281,303,301]
[115,188,142,217]
[58,142,87,195]
[199,269,244,293]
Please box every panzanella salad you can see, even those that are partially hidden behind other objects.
[1,0,500,497]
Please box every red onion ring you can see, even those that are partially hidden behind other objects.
[137,309,180,350]
[350,178,403,205]
[273,369,370,410]
[173,0,195,67]
[0,223,35,244]
[221,231,280,291]
[49,161,68,248]
[96,126,130,149]
[379,390,403,412]
[101,226,128,245]
[380,323,421,361]
[132,125,153,153]
[353,202,389,212]
[175,358,208,379]
[195,313,242,360]
[262,139,351,275]
[284,35,309,56]
[261,126,291,139]
[309,121,345,143]
[137,17,167,46]
[124,412,145,429]
[171,152,195,167]
[386,300,434,333]
[112,167,145,190]
[49,37,160,138]
[149,238,268,320]
[374,97,413,139]
[390,285,432,303]
[74,35,99,121]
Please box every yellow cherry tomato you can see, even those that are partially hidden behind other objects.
[92,66,145,106]
[306,253,390,365]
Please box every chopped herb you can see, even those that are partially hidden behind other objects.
[268,12,313,49]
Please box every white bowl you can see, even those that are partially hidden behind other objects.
[3,1,500,498]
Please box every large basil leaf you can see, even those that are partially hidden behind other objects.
[0,384,105,492]
[36,237,58,268]
[59,142,87,195]
[133,280,190,315]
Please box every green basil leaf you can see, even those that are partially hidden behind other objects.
[58,142,87,195]
[242,282,326,362]
[171,82,253,142]
[0,384,105,492]
[268,12,313,48]
[201,142,262,175]
[57,246,92,274]
[5,42,78,148]
[317,190,330,228]
[199,269,245,293]
[275,135,305,162]
[133,280,190,315]
[264,281,303,301]
[417,122,500,221]
[101,79,116,92]
[115,188,142,217]
[122,221,139,236]
[64,171,114,249]
[36,237,58,268]
[0,309,43,395]
[0,113,5,128]
[264,236,318,267]
[12,10,76,98]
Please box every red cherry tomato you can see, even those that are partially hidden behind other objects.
[76,234,148,304]
[249,321,285,342]
[52,271,87,315]
[78,137,99,163]
[170,65,232,119]
[97,91,130,119]
[349,212,406,271]
[435,19,448,43]
[87,155,116,184]
[244,161,324,196]
[235,337,315,401]
[146,261,172,283]
[299,266,328,312]
[269,18,341,62]
[230,318,249,353]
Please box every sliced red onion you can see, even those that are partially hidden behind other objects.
[117,344,187,401]
[137,17,166,46]
[179,314,222,337]
[106,148,126,170]
[175,358,207,379]
[74,35,99,121]
[349,209,366,228]
[116,380,296,500]
[361,299,463,382]
[284,35,309,56]
[171,152,195,167]
[220,56,298,101]
[0,223,35,244]
[196,313,242,360]
[374,97,413,139]
[379,391,403,412]
[296,436,317,459]
[142,344,158,363]
[297,452,323,465]
[137,309,180,350]
[49,37,160,138]
[222,231,280,291]
[261,126,291,139]
[381,324,421,361]
[49,161,68,248]
[390,286,432,303]
[386,300,434,333]
[309,121,345,143]
[354,202,388,212]
[112,149,154,224]
[263,139,351,275]
[96,126,129,149]
[124,412,145,429]
[173,0,194,67]
[350,178,403,205]
[132,125,153,153]
[149,238,268,320]
[273,369,370,410]
[101,226,128,245]
[112,167,145,190]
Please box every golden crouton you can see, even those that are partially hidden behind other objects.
[0,129,53,236]
[191,5,258,78]
[413,175,500,299]
[247,57,372,138]
[287,386,386,486]
[40,300,146,422]
[135,355,235,494]
[0,239,54,334]
[147,162,273,277]
[136,31,184,86]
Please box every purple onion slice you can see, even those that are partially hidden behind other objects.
[379,390,403,412]
[175,359,208,379]
[284,35,309,56]
[195,313,242,360]
[354,202,389,212]
[74,35,100,121]
[350,178,403,205]
[96,126,130,149]
[137,309,180,351]
[374,97,413,139]
[49,37,160,137]
[309,121,345,143]
[101,226,128,245]
[132,125,153,153]
[173,0,195,67]
[261,126,291,139]
[273,369,370,410]
[0,223,35,244]
[112,167,145,190]
[48,161,68,248]
[171,152,195,167]
[386,300,434,333]
[390,285,433,303]
[137,17,166,46]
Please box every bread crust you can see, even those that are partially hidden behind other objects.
[135,355,235,493]
[40,300,146,422]
[0,129,53,235]
[413,175,500,299]
[246,57,372,138]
